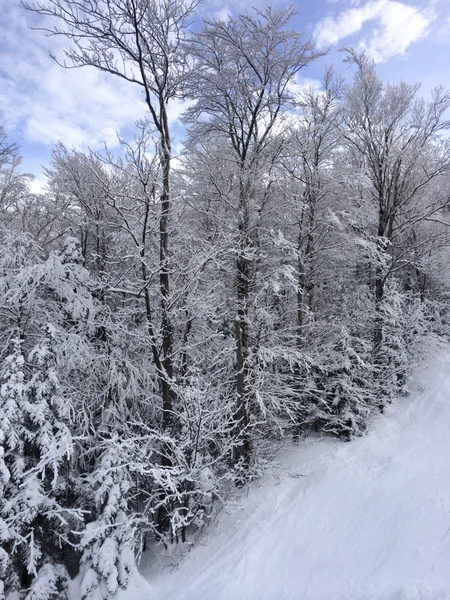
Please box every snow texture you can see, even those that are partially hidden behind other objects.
[125,351,450,600]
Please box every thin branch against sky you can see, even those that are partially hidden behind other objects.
[0,0,448,185]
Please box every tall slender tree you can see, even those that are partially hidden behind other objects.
[185,6,321,475]
[24,0,197,436]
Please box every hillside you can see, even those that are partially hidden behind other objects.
[127,352,450,600]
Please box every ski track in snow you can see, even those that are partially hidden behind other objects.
[129,352,450,600]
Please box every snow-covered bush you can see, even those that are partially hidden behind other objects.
[298,327,373,440]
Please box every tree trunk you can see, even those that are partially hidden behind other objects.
[233,251,252,485]
[157,113,175,534]
[159,141,174,435]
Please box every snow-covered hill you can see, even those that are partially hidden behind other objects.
[125,352,450,600]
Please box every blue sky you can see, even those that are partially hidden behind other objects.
[0,0,449,191]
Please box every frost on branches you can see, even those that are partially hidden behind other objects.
[0,0,450,596]
[0,329,74,599]
[78,448,136,600]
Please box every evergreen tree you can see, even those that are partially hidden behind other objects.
[0,327,74,599]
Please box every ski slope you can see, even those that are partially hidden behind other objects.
[134,352,450,600]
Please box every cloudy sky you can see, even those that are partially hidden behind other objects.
[0,0,449,190]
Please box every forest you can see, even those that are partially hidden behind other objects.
[1,0,450,598]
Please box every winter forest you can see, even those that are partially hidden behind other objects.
[1,0,450,598]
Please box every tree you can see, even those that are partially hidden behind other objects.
[0,125,35,231]
[0,230,105,596]
[303,315,374,438]
[184,6,321,477]
[0,325,77,599]
[43,144,112,276]
[342,48,450,397]
[24,0,197,440]
[281,69,343,338]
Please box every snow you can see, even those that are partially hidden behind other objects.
[126,351,450,600]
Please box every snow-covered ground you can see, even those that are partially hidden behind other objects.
[125,352,450,600]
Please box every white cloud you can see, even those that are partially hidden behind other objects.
[438,15,450,39]
[28,177,48,195]
[212,8,232,21]
[315,2,382,46]
[362,1,435,61]
[0,5,190,153]
[290,75,323,96]
[314,0,435,62]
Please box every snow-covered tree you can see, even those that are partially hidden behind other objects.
[3,6,450,595]
[185,6,321,477]
[77,446,136,600]
[341,48,450,390]
[0,326,75,599]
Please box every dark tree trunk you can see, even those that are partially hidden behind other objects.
[233,251,252,484]
[160,143,174,435]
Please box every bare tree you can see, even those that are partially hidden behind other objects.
[282,68,344,341]
[23,0,197,435]
[184,6,322,477]
[342,48,450,383]
[0,126,34,228]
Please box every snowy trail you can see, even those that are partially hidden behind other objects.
[135,352,450,600]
